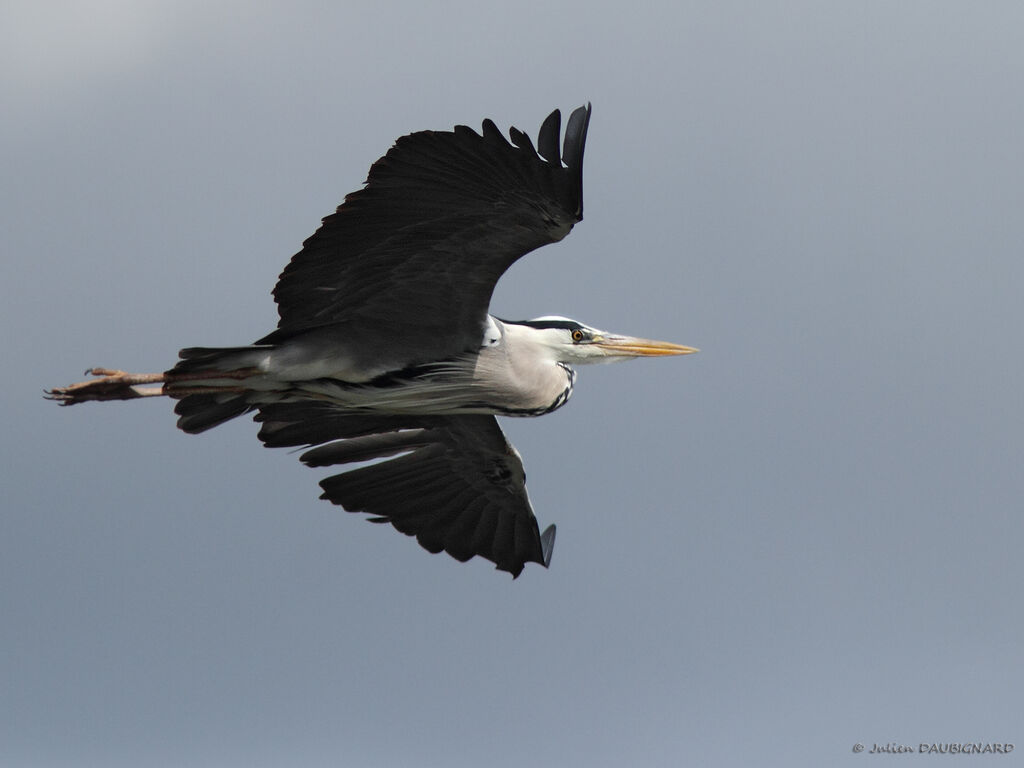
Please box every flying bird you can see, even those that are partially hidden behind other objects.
[47,104,697,577]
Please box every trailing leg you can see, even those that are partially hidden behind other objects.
[45,368,167,405]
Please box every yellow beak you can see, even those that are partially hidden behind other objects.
[593,335,699,358]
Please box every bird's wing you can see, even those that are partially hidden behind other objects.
[255,404,556,577]
[263,105,591,364]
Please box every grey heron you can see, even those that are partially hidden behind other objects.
[47,104,697,577]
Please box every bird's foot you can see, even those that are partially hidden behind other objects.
[45,368,166,405]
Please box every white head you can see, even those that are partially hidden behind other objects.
[513,316,698,366]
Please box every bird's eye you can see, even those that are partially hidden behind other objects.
[571,329,585,342]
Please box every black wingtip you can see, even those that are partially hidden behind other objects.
[507,523,556,578]
[508,124,536,154]
[540,524,557,568]
[563,104,591,218]
[562,103,591,170]
[537,109,561,164]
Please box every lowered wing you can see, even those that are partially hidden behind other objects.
[256,404,556,577]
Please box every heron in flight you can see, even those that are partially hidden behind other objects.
[47,104,697,577]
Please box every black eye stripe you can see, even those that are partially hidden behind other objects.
[508,318,585,332]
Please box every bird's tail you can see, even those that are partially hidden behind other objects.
[170,345,272,374]
[166,345,276,433]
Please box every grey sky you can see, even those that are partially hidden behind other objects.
[4,2,1023,766]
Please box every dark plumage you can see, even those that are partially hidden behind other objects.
[257,404,554,577]
[264,105,591,358]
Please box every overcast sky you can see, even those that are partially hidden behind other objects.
[4,2,1023,766]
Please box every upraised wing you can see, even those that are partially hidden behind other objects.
[263,105,591,366]
[255,404,556,577]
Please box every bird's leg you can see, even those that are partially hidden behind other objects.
[45,366,263,405]
[45,368,168,405]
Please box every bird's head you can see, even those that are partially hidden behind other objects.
[515,316,698,366]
